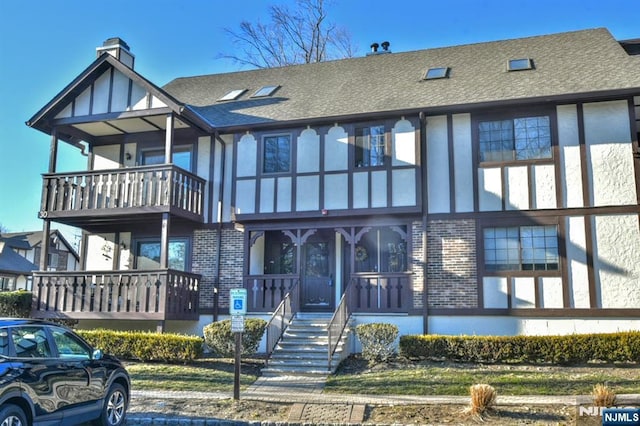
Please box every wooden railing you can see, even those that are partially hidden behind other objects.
[245,275,298,313]
[348,273,412,313]
[40,165,205,221]
[264,280,300,365]
[31,269,200,321]
[327,280,352,371]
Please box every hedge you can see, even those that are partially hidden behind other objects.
[356,322,399,363]
[399,332,640,364]
[0,290,32,318]
[78,329,203,363]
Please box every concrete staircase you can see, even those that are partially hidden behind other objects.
[262,313,350,377]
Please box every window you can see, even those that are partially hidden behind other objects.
[141,145,193,171]
[263,135,291,173]
[136,238,189,271]
[424,67,450,79]
[252,85,279,97]
[355,125,386,167]
[263,231,296,274]
[479,116,551,162]
[483,225,559,272]
[508,58,534,71]
[12,327,52,358]
[354,226,408,273]
[51,327,91,359]
[218,89,246,101]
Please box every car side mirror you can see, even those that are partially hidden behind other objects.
[92,349,103,360]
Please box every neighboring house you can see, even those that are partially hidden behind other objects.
[1,230,80,272]
[24,29,639,338]
[0,242,36,291]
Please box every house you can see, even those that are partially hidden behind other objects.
[0,230,80,291]
[24,29,639,343]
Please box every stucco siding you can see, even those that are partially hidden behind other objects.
[352,172,368,209]
[566,216,590,308]
[453,113,473,212]
[426,115,450,213]
[236,134,257,177]
[371,171,387,208]
[325,126,348,171]
[557,104,584,208]
[505,166,529,210]
[392,169,416,207]
[93,145,120,170]
[593,214,640,308]
[260,178,275,213]
[325,173,348,209]
[584,100,635,206]
[297,128,320,173]
[296,175,319,211]
[512,277,535,308]
[235,180,256,214]
[540,277,563,308]
[276,177,292,212]
[483,276,508,308]
[479,167,502,211]
[392,119,416,166]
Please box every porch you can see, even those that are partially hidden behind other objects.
[31,269,200,321]
[245,273,412,314]
[39,165,205,226]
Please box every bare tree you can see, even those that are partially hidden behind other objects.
[222,0,355,68]
[0,223,8,234]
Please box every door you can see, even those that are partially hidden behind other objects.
[301,241,334,311]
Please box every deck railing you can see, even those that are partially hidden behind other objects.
[264,280,300,365]
[245,275,299,313]
[348,273,412,312]
[31,269,200,321]
[40,165,205,220]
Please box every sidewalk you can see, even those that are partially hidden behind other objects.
[125,376,640,425]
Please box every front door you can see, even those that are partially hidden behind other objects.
[301,241,334,311]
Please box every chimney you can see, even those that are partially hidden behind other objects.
[96,37,135,68]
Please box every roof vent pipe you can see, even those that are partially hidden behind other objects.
[381,41,390,51]
[370,43,379,53]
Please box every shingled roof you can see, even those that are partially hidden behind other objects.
[162,28,640,130]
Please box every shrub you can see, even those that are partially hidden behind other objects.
[356,322,398,364]
[0,290,32,318]
[203,318,267,357]
[78,329,203,363]
[399,331,640,365]
[466,384,497,416]
[592,383,616,407]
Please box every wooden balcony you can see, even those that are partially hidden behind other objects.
[39,165,205,227]
[31,269,200,321]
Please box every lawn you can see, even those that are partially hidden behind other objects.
[125,356,640,396]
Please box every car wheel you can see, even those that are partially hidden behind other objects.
[93,383,127,426]
[0,403,28,426]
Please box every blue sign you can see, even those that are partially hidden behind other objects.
[229,289,247,315]
[602,408,640,426]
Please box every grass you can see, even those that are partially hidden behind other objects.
[124,356,639,396]
[125,358,261,392]
[324,358,640,396]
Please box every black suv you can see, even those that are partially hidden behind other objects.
[0,318,130,426]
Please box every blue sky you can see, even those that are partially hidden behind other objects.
[0,0,637,241]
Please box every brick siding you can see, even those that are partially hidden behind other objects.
[426,219,478,308]
[192,228,244,310]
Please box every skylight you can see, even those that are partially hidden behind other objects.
[218,89,246,101]
[508,58,534,71]
[424,67,450,80]
[251,85,279,97]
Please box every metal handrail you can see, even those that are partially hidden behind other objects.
[263,279,300,366]
[327,279,352,371]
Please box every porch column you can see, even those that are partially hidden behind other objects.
[40,130,58,271]
[160,213,170,269]
[165,113,174,164]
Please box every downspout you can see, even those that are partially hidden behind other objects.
[213,132,226,322]
[419,112,429,335]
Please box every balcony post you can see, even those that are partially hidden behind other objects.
[160,213,170,269]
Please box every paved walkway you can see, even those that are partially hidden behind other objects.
[125,376,640,425]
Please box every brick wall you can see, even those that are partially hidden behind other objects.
[411,220,424,309]
[192,228,244,310]
[427,219,478,308]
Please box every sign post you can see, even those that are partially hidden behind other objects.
[230,289,247,400]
